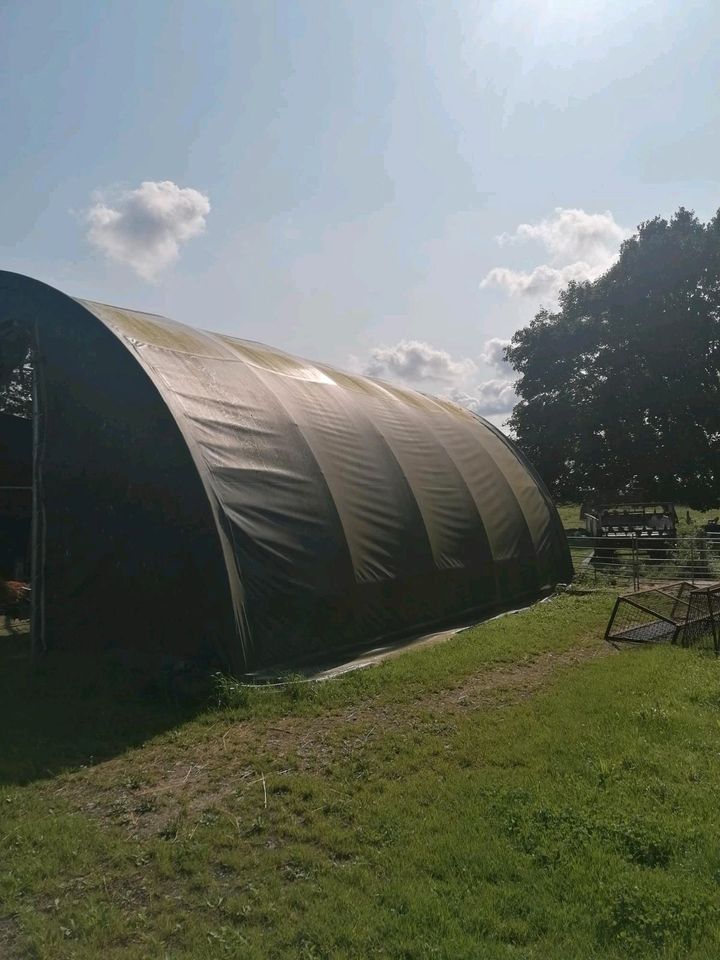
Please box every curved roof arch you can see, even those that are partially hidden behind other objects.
[0,271,570,672]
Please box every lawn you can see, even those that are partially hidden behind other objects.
[2,593,720,959]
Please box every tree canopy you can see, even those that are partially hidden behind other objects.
[506,207,720,508]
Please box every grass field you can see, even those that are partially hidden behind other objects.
[3,593,720,958]
[556,502,720,533]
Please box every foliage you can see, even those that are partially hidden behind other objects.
[0,333,32,418]
[507,207,720,508]
[4,596,720,957]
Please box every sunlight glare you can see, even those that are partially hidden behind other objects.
[478,0,657,49]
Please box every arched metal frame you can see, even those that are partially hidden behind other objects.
[0,271,571,673]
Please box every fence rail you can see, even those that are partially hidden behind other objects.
[567,533,720,590]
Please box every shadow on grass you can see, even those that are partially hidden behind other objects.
[0,624,206,788]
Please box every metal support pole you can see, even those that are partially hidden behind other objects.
[632,535,640,591]
[690,537,695,585]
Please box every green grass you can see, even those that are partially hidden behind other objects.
[3,594,720,958]
[556,502,585,531]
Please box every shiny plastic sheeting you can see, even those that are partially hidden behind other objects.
[0,272,571,672]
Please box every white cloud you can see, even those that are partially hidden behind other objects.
[480,336,511,370]
[446,381,516,417]
[362,338,517,418]
[481,260,602,299]
[500,207,627,262]
[86,180,210,280]
[365,340,476,384]
[482,207,628,301]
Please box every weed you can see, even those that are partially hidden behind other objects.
[280,671,315,703]
[601,883,716,953]
[211,671,252,709]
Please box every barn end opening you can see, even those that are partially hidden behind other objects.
[0,340,33,584]
[0,273,238,670]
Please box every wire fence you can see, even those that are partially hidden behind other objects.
[567,533,720,591]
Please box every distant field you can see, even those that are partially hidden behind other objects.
[557,502,720,589]
[556,502,583,531]
[556,502,720,532]
[3,594,720,958]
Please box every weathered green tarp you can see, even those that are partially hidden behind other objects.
[0,271,571,672]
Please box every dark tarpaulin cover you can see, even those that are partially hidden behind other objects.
[0,272,571,673]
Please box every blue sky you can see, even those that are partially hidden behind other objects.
[1,0,718,421]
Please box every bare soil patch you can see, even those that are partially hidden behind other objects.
[0,914,23,960]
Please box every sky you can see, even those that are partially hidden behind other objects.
[1,0,718,426]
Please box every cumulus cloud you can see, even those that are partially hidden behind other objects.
[86,180,210,280]
[480,336,511,370]
[482,207,628,301]
[446,381,516,417]
[365,340,476,384]
[482,261,602,299]
[362,337,517,417]
[499,207,627,262]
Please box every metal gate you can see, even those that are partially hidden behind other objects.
[567,533,720,591]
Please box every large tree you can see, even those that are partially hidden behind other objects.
[506,207,720,508]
